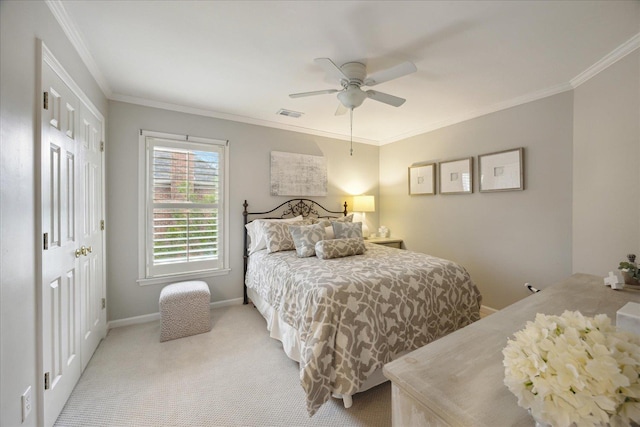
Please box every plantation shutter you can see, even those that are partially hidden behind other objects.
[145,136,226,277]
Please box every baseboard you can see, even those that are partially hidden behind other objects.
[480,305,498,318]
[107,297,244,330]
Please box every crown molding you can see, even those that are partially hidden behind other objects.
[570,32,640,88]
[379,82,573,145]
[45,0,112,97]
[110,93,380,146]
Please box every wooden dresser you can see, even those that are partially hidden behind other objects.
[383,274,640,427]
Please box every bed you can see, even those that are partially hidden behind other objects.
[243,199,482,415]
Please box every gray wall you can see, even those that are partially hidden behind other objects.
[379,92,574,310]
[107,101,380,321]
[573,51,640,275]
[0,2,108,426]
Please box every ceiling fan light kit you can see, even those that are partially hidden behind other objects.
[337,85,367,109]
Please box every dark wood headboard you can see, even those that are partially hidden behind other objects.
[242,199,348,304]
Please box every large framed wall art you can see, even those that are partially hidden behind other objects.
[270,151,328,196]
[439,157,473,195]
[478,148,524,192]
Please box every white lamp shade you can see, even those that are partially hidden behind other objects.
[353,195,375,212]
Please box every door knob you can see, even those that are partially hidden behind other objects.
[75,245,92,257]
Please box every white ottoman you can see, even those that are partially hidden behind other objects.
[159,280,211,342]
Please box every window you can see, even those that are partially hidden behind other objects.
[139,131,229,282]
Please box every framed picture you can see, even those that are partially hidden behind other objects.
[270,151,327,196]
[478,148,524,192]
[439,157,473,194]
[408,163,436,195]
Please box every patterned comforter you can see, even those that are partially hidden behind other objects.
[245,242,482,415]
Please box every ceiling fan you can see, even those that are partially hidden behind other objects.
[289,58,417,115]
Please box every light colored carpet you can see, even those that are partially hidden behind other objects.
[54,304,391,427]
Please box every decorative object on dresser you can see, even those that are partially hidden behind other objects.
[383,274,640,427]
[503,310,640,427]
[439,157,473,194]
[409,163,436,195]
[270,151,327,196]
[619,253,640,287]
[478,147,524,192]
[352,195,375,238]
[243,199,481,416]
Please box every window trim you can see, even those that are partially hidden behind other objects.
[137,130,230,285]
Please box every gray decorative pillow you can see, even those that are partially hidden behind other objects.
[246,215,303,254]
[315,237,366,259]
[331,221,363,239]
[289,223,326,257]
[263,220,308,253]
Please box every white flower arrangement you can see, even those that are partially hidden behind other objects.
[502,310,640,427]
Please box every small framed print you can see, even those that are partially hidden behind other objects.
[479,148,524,192]
[439,157,473,194]
[409,163,436,195]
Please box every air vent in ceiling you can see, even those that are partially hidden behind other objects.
[277,109,303,118]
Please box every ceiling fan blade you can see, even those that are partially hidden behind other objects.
[314,58,349,82]
[366,90,406,107]
[289,89,339,98]
[363,61,417,86]
[335,103,348,116]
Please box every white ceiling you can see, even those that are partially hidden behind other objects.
[52,0,639,145]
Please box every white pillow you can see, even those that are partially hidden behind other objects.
[324,225,335,239]
[246,216,302,254]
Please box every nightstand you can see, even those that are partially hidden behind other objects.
[366,237,403,249]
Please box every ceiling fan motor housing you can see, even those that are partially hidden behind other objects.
[339,62,367,86]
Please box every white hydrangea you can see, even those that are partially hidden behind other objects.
[503,310,640,427]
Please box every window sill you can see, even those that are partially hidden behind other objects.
[137,268,231,287]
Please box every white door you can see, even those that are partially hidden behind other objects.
[40,47,106,427]
[41,60,82,427]
[79,107,106,371]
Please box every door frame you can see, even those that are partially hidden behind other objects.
[36,40,107,426]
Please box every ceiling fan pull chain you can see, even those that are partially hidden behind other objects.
[350,108,353,156]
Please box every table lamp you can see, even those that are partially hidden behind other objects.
[352,195,375,238]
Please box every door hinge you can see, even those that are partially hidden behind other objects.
[44,372,50,390]
[100,141,104,152]
[43,92,49,110]
[100,220,105,231]
[43,233,49,250]
[101,298,106,309]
